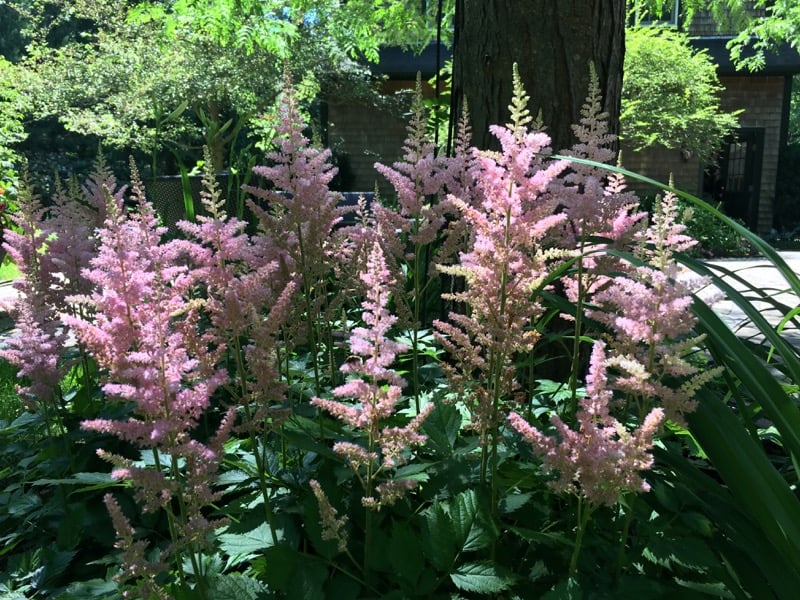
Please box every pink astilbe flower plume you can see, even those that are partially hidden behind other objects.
[374,77,455,251]
[177,147,293,410]
[1,174,68,408]
[586,190,721,423]
[66,163,233,586]
[104,493,170,600]
[434,65,569,447]
[554,66,645,242]
[509,342,664,507]
[243,73,348,392]
[2,159,124,414]
[243,73,344,282]
[312,241,432,510]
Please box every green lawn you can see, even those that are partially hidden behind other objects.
[0,258,20,282]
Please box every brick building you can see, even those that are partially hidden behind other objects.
[323,44,445,198]
[324,16,800,234]
[621,32,800,234]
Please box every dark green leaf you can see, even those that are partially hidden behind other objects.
[423,502,455,571]
[207,574,269,600]
[218,523,282,567]
[451,489,493,552]
[450,561,515,594]
[421,401,462,457]
[387,521,425,586]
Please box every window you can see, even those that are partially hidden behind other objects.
[631,0,680,28]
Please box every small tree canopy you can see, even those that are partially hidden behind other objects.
[635,0,800,72]
[0,56,25,193]
[621,26,740,162]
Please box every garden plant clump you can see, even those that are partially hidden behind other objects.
[2,69,800,599]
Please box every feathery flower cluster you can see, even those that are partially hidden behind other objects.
[555,66,641,240]
[430,65,716,506]
[104,493,169,600]
[177,149,293,411]
[585,190,719,422]
[309,479,349,553]
[373,79,460,251]
[69,168,232,576]
[242,75,348,393]
[0,162,112,407]
[509,342,664,506]
[244,75,344,288]
[312,241,432,509]
[434,66,569,441]
[371,82,474,339]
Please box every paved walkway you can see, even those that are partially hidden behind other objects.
[700,251,800,348]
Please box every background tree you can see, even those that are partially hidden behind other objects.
[621,26,740,163]
[452,0,626,151]
[0,56,25,200]
[638,0,800,71]
[7,0,447,181]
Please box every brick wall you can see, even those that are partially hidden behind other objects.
[324,80,435,196]
[622,75,784,233]
[326,99,409,196]
[620,142,703,200]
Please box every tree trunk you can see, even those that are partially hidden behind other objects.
[453,0,626,152]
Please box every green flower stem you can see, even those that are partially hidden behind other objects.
[615,495,636,578]
[569,496,595,577]
[568,239,587,418]
[231,336,281,545]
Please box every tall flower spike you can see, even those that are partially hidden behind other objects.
[243,73,347,393]
[374,75,452,249]
[434,66,568,444]
[553,63,637,240]
[1,174,66,407]
[586,186,719,423]
[508,342,665,507]
[70,164,230,580]
[312,241,432,509]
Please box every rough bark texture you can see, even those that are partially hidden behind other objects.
[453,0,626,152]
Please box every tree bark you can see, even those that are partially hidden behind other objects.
[453,0,626,152]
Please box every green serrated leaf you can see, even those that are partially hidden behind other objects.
[450,561,515,594]
[7,491,42,516]
[542,577,583,599]
[451,489,492,552]
[421,402,462,456]
[387,521,425,587]
[61,578,120,599]
[424,502,455,571]
[207,573,269,600]
[218,522,282,567]
[289,560,327,600]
